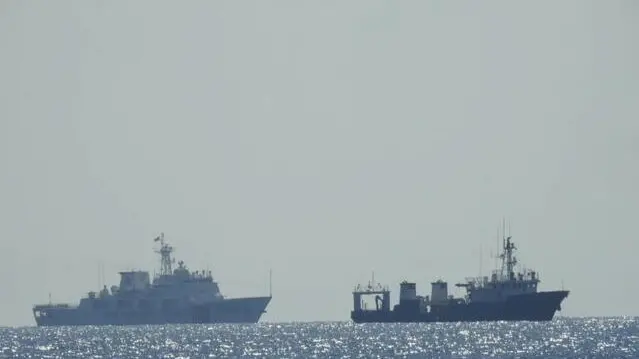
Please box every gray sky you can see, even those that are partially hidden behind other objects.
[1,1,637,326]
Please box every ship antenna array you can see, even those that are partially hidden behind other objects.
[154,232,174,276]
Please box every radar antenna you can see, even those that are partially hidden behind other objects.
[154,232,174,276]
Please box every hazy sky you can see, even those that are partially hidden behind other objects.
[1,1,638,326]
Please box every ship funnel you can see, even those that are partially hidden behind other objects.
[399,281,417,302]
[430,280,448,305]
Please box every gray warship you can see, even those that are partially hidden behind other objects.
[351,229,569,323]
[33,233,272,326]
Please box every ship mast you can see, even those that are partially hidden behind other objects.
[504,236,517,279]
[154,233,174,276]
[498,220,517,280]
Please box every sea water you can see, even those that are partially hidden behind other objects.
[0,317,636,358]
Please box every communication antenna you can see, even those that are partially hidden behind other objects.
[269,269,273,297]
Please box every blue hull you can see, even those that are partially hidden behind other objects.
[351,290,568,323]
[34,296,271,326]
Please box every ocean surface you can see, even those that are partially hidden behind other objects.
[0,318,637,358]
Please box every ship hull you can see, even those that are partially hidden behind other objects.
[351,290,568,323]
[34,296,271,327]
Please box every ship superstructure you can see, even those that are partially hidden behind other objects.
[351,230,569,323]
[33,233,272,326]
